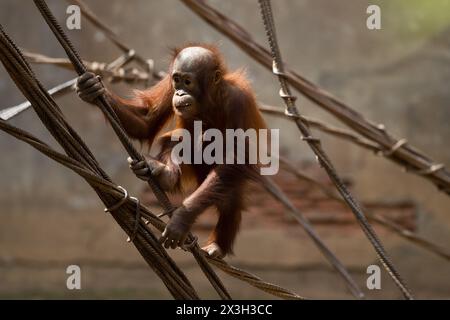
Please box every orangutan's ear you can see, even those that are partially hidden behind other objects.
[213,70,221,85]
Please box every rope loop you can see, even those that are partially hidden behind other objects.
[127,196,141,243]
[380,138,408,156]
[104,186,141,243]
[104,185,128,213]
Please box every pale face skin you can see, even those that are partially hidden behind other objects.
[171,47,216,118]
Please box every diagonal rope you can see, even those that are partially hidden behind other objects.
[2,0,446,298]
[258,0,413,300]
[32,0,232,300]
[180,0,450,196]
[260,175,364,298]
[0,21,308,300]
[7,80,447,265]
[5,49,447,266]
[0,23,198,300]
[62,0,364,299]
[0,118,306,300]
[278,157,450,262]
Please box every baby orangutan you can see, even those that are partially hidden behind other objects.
[77,44,266,257]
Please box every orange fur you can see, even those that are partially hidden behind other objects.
[106,44,266,255]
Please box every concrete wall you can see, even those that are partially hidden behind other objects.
[0,0,449,299]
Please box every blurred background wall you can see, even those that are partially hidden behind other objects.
[0,0,449,299]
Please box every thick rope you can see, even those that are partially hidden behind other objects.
[0,119,305,300]
[32,0,231,300]
[180,0,450,196]
[66,0,364,299]
[5,52,446,266]
[4,63,444,267]
[258,0,413,300]
[279,157,450,262]
[0,6,309,300]
[0,24,198,300]
[261,176,364,298]
[2,0,446,298]
[64,0,362,299]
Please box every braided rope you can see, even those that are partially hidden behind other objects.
[258,0,414,300]
[20,0,308,300]
[0,24,198,299]
[32,0,232,300]
[180,0,450,196]
[0,118,306,299]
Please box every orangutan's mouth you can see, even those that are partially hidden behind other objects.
[174,96,193,110]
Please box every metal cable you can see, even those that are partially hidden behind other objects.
[32,0,232,300]
[258,0,413,300]
[0,25,198,299]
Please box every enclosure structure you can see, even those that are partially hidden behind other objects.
[0,0,449,299]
